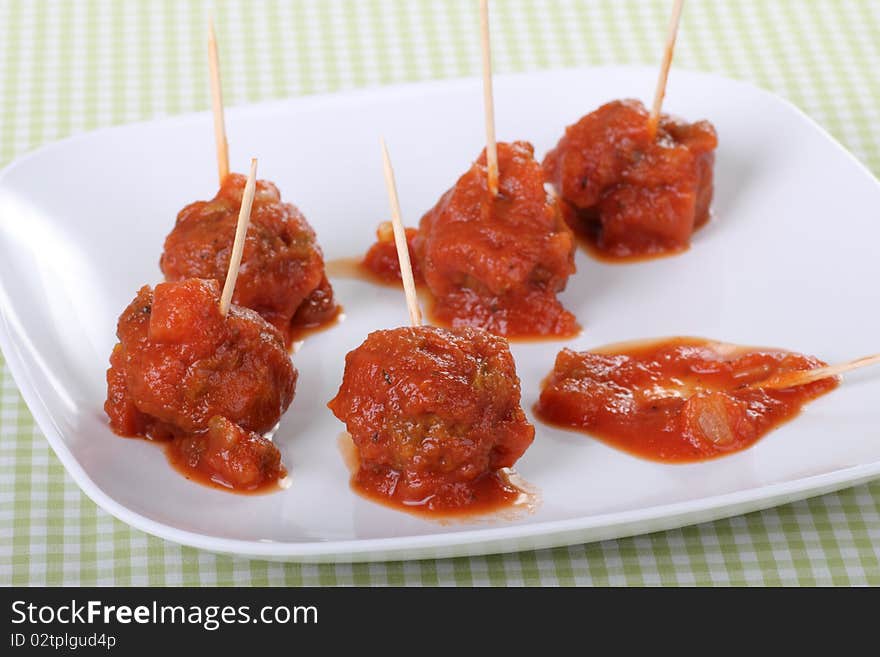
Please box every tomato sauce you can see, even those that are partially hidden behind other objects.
[535,337,838,462]
[544,99,717,260]
[161,173,339,349]
[337,434,526,517]
[361,224,424,285]
[166,418,287,494]
[328,326,535,515]
[362,142,578,339]
[104,278,296,491]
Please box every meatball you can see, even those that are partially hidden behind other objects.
[105,278,296,490]
[418,141,577,337]
[543,99,717,258]
[361,141,577,338]
[327,326,535,511]
[160,173,338,347]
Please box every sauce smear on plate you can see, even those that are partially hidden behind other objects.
[535,337,838,462]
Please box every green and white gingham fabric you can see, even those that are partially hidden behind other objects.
[1,0,879,586]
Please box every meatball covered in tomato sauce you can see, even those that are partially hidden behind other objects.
[327,326,535,514]
[160,174,338,348]
[543,99,717,259]
[362,141,577,338]
[105,278,296,490]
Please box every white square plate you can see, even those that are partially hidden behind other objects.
[1,66,879,563]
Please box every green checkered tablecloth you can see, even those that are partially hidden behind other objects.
[1,0,878,586]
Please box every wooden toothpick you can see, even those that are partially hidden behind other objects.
[380,138,422,327]
[208,16,230,185]
[647,0,684,139]
[480,0,499,196]
[755,352,880,390]
[219,158,258,316]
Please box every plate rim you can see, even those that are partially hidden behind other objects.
[1,64,879,562]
